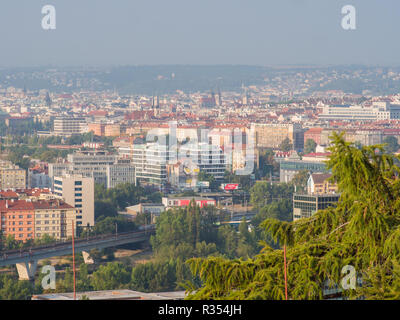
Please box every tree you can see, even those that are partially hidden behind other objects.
[257,149,279,179]
[279,137,293,152]
[185,132,400,300]
[291,170,310,193]
[304,139,317,154]
[91,262,131,291]
[383,136,400,154]
[250,181,293,209]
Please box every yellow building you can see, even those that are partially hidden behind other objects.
[33,199,77,240]
[0,161,26,190]
[254,123,304,149]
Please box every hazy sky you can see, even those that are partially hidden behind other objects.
[0,0,399,67]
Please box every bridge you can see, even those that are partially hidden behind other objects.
[0,228,154,281]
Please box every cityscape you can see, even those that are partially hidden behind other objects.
[0,0,400,309]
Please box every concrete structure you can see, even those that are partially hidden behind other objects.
[0,229,153,280]
[53,117,87,136]
[53,175,94,228]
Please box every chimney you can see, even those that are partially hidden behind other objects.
[5,200,8,209]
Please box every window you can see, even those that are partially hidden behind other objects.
[76,204,82,208]
[75,181,82,186]
[75,188,82,191]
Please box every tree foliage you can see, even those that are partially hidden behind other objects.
[185,132,400,300]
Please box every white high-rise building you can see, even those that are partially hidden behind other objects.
[53,174,95,228]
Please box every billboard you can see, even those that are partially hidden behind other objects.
[223,183,239,191]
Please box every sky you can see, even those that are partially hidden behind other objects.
[0,0,399,67]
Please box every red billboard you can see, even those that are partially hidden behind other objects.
[223,184,239,191]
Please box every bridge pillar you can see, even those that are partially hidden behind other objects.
[16,260,37,281]
[82,251,94,264]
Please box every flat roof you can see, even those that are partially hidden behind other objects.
[32,290,186,301]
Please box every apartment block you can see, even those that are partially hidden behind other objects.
[53,175,94,228]
[0,199,76,241]
[0,161,26,190]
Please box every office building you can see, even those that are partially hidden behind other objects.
[49,151,136,188]
[53,175,94,228]
[293,194,340,221]
[53,117,87,136]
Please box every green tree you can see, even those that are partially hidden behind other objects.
[250,181,293,210]
[291,170,310,193]
[185,132,400,300]
[91,262,131,290]
[304,139,317,154]
[278,137,293,152]
[383,136,400,154]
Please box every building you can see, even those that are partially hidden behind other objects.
[122,203,165,223]
[0,199,76,241]
[162,196,216,210]
[53,175,94,228]
[279,152,328,183]
[254,123,304,150]
[307,173,338,195]
[33,199,77,240]
[53,117,87,136]
[104,124,121,137]
[0,161,26,190]
[178,142,226,180]
[88,123,105,136]
[318,102,400,121]
[28,164,52,189]
[120,143,173,187]
[304,128,323,145]
[292,193,340,221]
[49,151,136,188]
